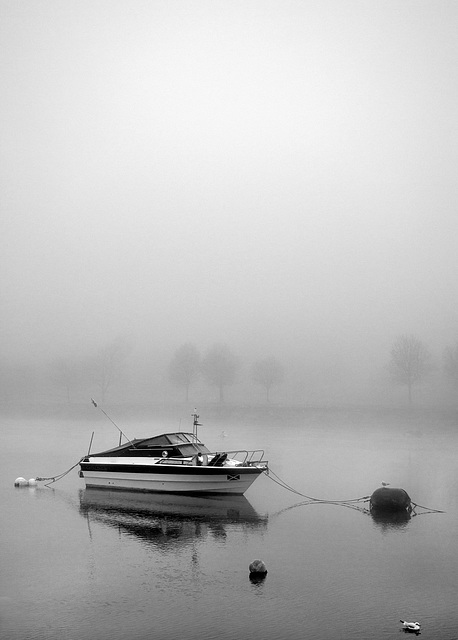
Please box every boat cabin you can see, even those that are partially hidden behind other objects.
[89,432,211,459]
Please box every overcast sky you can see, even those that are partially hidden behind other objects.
[1,0,457,370]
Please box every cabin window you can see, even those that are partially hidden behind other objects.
[167,433,201,445]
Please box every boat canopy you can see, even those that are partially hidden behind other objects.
[90,432,211,458]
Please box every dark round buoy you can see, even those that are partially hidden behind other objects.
[370,487,411,512]
[249,559,267,575]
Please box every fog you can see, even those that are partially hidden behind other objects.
[1,1,457,405]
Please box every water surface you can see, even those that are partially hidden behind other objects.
[1,406,457,640]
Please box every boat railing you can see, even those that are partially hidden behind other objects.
[219,449,267,466]
[156,449,267,467]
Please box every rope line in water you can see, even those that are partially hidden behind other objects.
[266,468,370,504]
[36,457,84,487]
[272,499,371,519]
[410,502,445,515]
[265,469,444,516]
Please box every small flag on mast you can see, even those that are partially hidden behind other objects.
[91,398,98,408]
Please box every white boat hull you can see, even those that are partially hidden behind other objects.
[80,459,265,495]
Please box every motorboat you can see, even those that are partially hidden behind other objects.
[79,412,268,495]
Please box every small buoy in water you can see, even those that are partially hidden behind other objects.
[28,478,38,486]
[249,559,267,575]
[400,620,421,634]
[14,477,28,487]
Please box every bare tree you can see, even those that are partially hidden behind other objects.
[388,334,432,405]
[444,342,458,387]
[169,343,201,402]
[251,356,284,403]
[50,357,80,403]
[201,343,238,403]
[87,337,131,402]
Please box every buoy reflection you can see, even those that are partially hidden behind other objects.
[370,509,411,531]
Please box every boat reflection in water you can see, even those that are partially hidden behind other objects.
[79,488,268,547]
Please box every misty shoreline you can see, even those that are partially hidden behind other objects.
[1,401,457,433]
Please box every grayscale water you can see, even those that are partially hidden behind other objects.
[1,406,457,640]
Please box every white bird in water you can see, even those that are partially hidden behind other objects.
[400,620,421,633]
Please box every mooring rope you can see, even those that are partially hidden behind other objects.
[36,457,85,487]
[265,469,445,517]
[410,502,445,514]
[266,468,370,505]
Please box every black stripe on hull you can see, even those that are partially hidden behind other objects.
[80,463,264,476]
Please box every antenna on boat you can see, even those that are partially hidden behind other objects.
[91,398,136,448]
[191,409,202,442]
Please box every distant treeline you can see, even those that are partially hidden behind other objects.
[1,335,457,408]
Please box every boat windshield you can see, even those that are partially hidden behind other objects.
[172,443,209,456]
